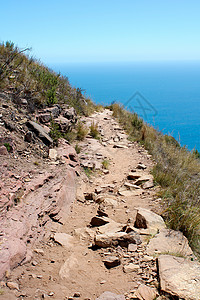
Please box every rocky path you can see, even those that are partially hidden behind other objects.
[1,109,200,300]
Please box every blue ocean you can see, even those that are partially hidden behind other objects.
[51,61,200,151]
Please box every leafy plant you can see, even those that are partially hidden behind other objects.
[4,142,11,152]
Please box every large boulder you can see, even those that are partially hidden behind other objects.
[147,229,193,257]
[158,255,200,300]
[27,120,53,145]
[134,207,166,235]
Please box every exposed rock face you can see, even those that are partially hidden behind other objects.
[147,229,193,257]
[134,207,166,235]
[0,238,27,280]
[0,142,77,280]
[96,291,125,300]
[158,255,200,300]
[27,120,53,145]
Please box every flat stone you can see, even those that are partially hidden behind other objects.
[158,255,200,300]
[128,244,137,252]
[73,227,95,243]
[53,233,74,248]
[147,229,193,257]
[135,175,153,186]
[113,144,128,149]
[127,172,142,180]
[27,120,53,145]
[59,254,78,279]
[97,220,124,235]
[123,263,140,273]
[142,179,154,189]
[137,163,147,170]
[134,284,157,300]
[96,291,125,300]
[95,231,141,248]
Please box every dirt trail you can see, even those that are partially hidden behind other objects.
[2,109,162,300]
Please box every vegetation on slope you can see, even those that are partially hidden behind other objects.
[0,41,96,116]
[110,103,200,256]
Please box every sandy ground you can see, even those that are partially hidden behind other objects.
[1,109,162,300]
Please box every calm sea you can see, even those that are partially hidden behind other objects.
[50,61,200,151]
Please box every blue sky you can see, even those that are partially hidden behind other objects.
[0,0,200,63]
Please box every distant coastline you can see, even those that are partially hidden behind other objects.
[50,61,200,151]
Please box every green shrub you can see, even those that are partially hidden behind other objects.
[75,143,81,154]
[4,142,11,152]
[102,159,109,169]
[89,121,100,139]
[110,103,200,257]
[76,122,88,141]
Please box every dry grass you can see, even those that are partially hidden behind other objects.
[110,103,200,256]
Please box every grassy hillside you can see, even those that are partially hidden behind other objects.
[110,103,200,257]
[0,41,96,116]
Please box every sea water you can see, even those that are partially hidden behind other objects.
[50,61,200,151]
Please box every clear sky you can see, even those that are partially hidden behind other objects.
[0,0,200,63]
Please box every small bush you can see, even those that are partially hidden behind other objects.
[89,122,100,139]
[75,143,81,154]
[76,122,88,141]
[102,159,109,169]
[4,142,11,152]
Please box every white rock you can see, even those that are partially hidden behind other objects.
[53,233,74,248]
[147,229,193,257]
[135,207,166,235]
[49,149,57,160]
[134,284,157,300]
[59,254,78,279]
[158,255,200,300]
[123,263,140,273]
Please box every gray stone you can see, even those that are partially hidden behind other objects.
[27,120,53,145]
[158,255,200,300]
